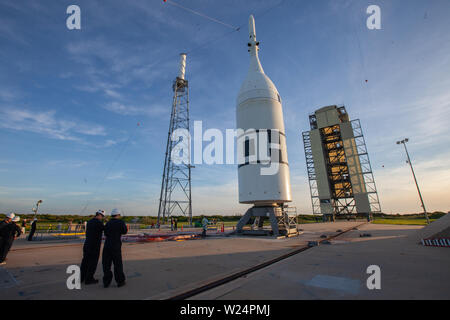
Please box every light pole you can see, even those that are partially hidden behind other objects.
[396,139,430,224]
[32,200,43,218]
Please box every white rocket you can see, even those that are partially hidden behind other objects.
[236,15,292,206]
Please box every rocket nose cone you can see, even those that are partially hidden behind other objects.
[249,15,256,38]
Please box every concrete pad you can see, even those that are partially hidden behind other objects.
[411,213,450,242]
[191,224,450,300]
[0,222,361,300]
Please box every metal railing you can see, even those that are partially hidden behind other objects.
[29,224,86,241]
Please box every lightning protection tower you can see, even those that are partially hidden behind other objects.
[157,53,192,226]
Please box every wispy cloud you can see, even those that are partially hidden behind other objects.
[104,139,119,147]
[0,87,18,101]
[52,191,92,197]
[0,18,29,46]
[66,38,173,92]
[0,106,107,142]
[106,172,126,180]
[0,185,43,195]
[47,160,91,168]
[103,101,167,117]
[103,102,146,116]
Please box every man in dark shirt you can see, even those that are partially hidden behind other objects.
[0,213,15,265]
[27,218,37,241]
[2,216,22,260]
[102,208,127,288]
[80,210,105,284]
[21,219,26,234]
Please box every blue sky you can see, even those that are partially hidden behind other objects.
[1,0,449,216]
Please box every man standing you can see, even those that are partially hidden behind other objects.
[21,219,27,235]
[1,216,22,263]
[0,213,15,265]
[0,213,13,230]
[201,216,209,238]
[27,218,37,241]
[102,209,127,288]
[80,210,105,284]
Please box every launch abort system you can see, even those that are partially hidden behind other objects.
[235,15,297,237]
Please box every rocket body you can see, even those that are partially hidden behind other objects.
[236,15,292,205]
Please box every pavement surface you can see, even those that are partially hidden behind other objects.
[191,223,450,300]
[1,222,448,300]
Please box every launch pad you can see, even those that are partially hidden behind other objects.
[0,221,362,299]
[235,205,298,237]
[2,222,449,300]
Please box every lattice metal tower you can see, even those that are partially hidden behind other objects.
[157,53,192,226]
[302,105,381,221]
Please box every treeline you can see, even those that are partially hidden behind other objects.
[0,211,447,224]
[0,213,245,224]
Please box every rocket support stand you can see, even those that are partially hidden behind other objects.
[236,206,282,237]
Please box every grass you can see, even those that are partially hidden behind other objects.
[372,217,437,226]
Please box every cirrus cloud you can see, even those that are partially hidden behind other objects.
[0,106,107,142]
